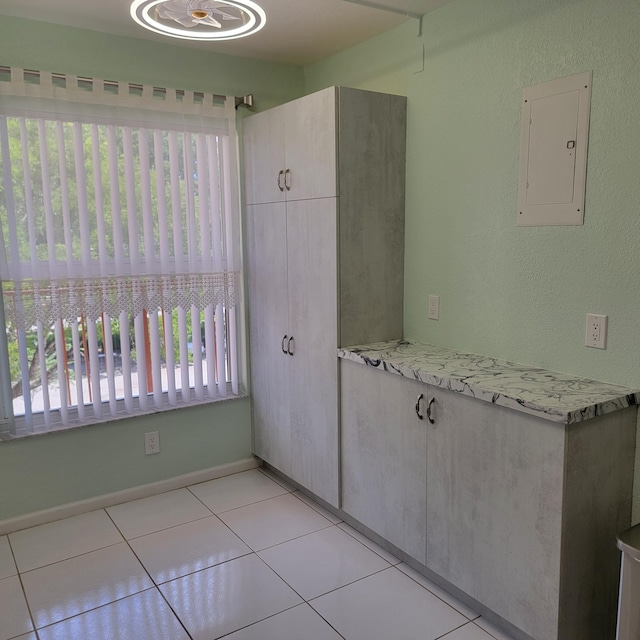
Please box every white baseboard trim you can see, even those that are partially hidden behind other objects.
[0,457,261,536]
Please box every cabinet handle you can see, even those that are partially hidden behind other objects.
[284,168,291,191]
[277,170,285,192]
[287,336,295,356]
[281,334,288,354]
[426,397,435,424]
[415,393,424,420]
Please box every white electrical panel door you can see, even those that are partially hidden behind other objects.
[518,71,592,226]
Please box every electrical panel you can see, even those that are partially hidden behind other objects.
[518,71,592,226]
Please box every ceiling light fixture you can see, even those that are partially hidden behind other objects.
[130,0,266,41]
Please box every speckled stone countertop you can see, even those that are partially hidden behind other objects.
[338,340,640,424]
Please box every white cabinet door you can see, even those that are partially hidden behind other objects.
[287,198,339,507]
[284,87,337,201]
[341,361,427,563]
[246,203,291,475]
[425,385,565,640]
[243,107,286,205]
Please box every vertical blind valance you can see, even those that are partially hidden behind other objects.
[0,66,242,436]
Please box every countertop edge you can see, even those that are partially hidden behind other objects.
[338,345,640,425]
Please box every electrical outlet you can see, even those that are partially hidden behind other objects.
[585,314,607,349]
[144,431,160,455]
[428,295,440,320]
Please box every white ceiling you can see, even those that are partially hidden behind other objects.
[0,0,452,66]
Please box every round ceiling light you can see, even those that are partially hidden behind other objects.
[130,0,266,41]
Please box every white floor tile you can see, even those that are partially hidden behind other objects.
[219,493,333,551]
[0,575,34,640]
[21,542,153,628]
[221,603,343,640]
[0,536,16,579]
[257,467,296,492]
[130,515,252,583]
[311,567,467,640]
[37,588,189,640]
[107,488,212,539]
[259,526,389,600]
[337,522,401,565]
[441,622,498,639]
[12,634,38,640]
[189,469,288,514]
[396,563,480,620]
[160,554,302,640]
[9,510,122,573]
[291,491,342,524]
[474,617,517,640]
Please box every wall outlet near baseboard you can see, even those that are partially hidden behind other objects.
[585,314,607,349]
[145,431,160,455]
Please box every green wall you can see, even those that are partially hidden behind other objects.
[1,399,252,521]
[0,16,304,521]
[306,0,640,518]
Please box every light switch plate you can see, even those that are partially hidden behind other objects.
[428,295,440,320]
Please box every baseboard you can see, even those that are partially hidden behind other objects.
[0,457,261,536]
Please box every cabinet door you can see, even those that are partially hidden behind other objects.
[284,87,337,201]
[246,203,291,475]
[341,361,427,563]
[243,107,286,205]
[286,198,339,507]
[426,386,565,640]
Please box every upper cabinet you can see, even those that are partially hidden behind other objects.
[243,88,337,205]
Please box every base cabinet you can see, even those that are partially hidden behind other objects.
[341,360,427,564]
[340,359,637,640]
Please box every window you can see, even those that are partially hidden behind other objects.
[0,67,242,438]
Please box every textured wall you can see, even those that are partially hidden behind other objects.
[306,0,640,521]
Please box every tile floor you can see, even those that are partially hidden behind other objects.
[0,468,516,640]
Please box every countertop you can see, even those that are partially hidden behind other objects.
[338,340,640,424]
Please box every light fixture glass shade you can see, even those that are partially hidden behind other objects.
[130,0,266,41]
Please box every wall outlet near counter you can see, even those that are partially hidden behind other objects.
[585,314,607,349]
[428,295,440,320]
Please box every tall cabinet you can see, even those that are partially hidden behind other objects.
[243,87,406,507]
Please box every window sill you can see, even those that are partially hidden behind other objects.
[0,389,248,442]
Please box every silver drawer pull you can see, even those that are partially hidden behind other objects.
[287,336,295,356]
[415,393,424,420]
[281,335,288,354]
[277,170,285,191]
[426,397,435,424]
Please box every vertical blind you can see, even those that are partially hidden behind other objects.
[0,67,242,437]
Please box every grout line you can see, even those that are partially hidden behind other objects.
[336,522,401,564]
[16,538,125,575]
[433,620,477,639]
[32,586,160,633]
[190,488,294,517]
[394,563,481,621]
[306,565,394,604]
[104,508,194,640]
[6,535,38,638]
[290,490,344,524]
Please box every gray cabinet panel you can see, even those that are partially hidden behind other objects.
[288,199,339,507]
[243,108,286,205]
[341,360,427,563]
[338,88,406,346]
[426,386,564,640]
[246,203,291,475]
[284,87,337,201]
